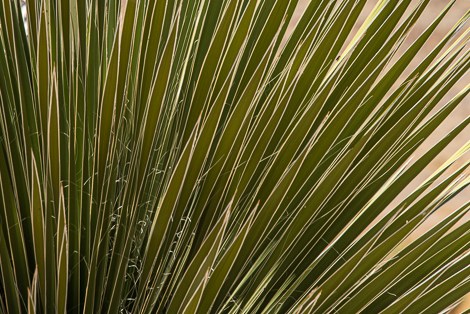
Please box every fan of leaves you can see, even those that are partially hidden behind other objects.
[0,0,469,313]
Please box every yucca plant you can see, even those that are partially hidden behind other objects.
[0,0,469,312]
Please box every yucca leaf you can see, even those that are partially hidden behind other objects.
[0,0,469,312]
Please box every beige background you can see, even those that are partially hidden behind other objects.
[289,1,469,309]
[289,0,469,231]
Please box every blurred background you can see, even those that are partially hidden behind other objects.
[287,0,469,233]
[288,0,470,310]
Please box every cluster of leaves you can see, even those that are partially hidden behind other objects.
[0,0,469,312]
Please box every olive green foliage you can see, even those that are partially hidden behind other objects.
[0,0,469,313]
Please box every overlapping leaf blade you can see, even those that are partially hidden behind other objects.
[0,0,468,313]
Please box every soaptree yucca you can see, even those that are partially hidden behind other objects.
[0,0,469,312]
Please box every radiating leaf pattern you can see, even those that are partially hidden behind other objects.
[0,0,469,313]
